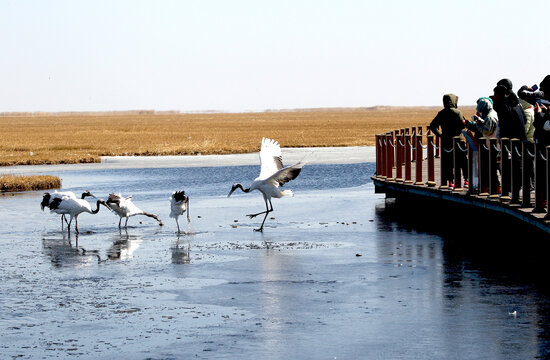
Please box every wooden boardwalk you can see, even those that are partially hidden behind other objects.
[374,129,550,235]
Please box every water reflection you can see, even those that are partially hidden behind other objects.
[171,235,191,264]
[106,229,143,260]
[42,233,102,267]
[375,197,550,359]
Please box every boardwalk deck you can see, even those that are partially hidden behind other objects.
[373,131,550,235]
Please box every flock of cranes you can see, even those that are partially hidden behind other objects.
[41,138,304,234]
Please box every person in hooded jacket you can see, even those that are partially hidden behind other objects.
[463,97,498,192]
[492,79,527,141]
[466,97,498,139]
[429,93,468,188]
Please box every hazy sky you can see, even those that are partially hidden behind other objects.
[1,0,549,112]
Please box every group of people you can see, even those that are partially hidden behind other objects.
[428,75,550,189]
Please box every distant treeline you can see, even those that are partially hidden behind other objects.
[0,110,182,117]
[0,106,455,117]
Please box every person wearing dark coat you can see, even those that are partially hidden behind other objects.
[492,79,527,141]
[429,93,468,187]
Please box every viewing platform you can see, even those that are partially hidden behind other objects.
[373,126,550,235]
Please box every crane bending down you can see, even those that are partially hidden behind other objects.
[170,191,190,233]
[227,137,304,232]
[106,193,164,228]
[47,191,111,234]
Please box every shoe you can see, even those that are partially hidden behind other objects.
[464,180,469,189]
[449,182,454,190]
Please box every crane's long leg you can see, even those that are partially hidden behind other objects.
[247,199,273,219]
[186,199,190,224]
[254,199,273,232]
[75,216,79,234]
[176,218,181,233]
[67,217,73,234]
[124,217,129,228]
[118,218,122,229]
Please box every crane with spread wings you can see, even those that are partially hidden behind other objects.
[227,137,305,232]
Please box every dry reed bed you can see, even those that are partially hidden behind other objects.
[0,174,61,192]
[0,107,475,166]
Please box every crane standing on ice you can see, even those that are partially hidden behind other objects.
[227,137,304,232]
[46,191,111,234]
[41,190,78,230]
[170,191,190,233]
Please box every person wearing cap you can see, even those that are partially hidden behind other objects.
[429,93,468,188]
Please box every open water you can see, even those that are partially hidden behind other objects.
[1,162,550,359]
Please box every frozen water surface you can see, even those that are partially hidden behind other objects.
[1,155,550,359]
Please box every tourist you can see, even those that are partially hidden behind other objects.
[518,75,550,146]
[428,93,468,188]
[466,97,498,139]
[492,79,527,141]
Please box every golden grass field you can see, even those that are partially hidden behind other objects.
[0,174,61,192]
[0,107,475,167]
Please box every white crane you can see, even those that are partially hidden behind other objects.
[47,191,110,234]
[170,191,190,233]
[227,137,305,232]
[105,193,164,228]
[41,190,77,229]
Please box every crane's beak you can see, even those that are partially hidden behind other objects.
[227,185,237,198]
[100,200,112,210]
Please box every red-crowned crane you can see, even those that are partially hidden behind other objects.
[228,137,304,232]
[47,191,110,234]
[170,191,190,233]
[105,193,164,228]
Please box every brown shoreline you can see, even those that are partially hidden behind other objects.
[0,174,61,192]
[0,106,475,167]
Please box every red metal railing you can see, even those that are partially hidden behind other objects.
[375,127,550,218]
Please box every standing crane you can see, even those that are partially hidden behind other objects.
[170,191,190,233]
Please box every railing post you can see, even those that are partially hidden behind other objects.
[453,136,463,191]
[427,135,436,187]
[396,132,403,182]
[533,144,547,213]
[386,133,395,181]
[435,133,440,158]
[415,134,423,185]
[488,138,499,197]
[404,134,413,184]
[376,134,381,178]
[411,127,417,162]
[521,142,534,208]
[500,138,511,202]
[479,137,489,196]
[380,134,388,180]
[510,139,521,205]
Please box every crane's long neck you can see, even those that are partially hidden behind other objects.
[91,200,103,214]
[235,183,250,193]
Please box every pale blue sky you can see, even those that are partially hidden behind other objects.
[1,0,549,112]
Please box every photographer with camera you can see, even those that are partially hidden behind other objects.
[518,75,550,147]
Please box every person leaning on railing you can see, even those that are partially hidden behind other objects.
[429,93,468,188]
